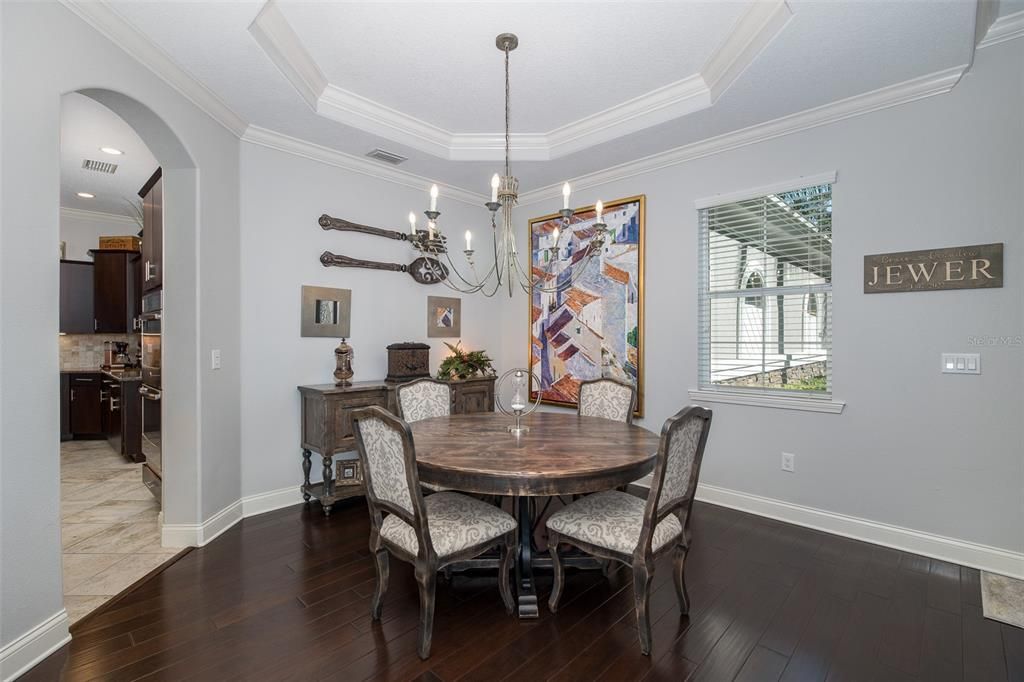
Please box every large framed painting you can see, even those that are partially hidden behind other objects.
[528,195,644,416]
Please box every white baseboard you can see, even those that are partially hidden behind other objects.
[0,609,70,682]
[690,482,1024,579]
[241,486,305,517]
[161,498,243,548]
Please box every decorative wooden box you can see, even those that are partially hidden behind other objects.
[98,235,141,251]
[385,342,430,382]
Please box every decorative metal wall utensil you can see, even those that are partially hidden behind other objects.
[319,251,449,285]
[319,214,409,242]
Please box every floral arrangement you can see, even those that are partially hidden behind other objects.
[436,341,496,381]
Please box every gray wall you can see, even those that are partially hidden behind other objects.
[239,142,508,499]
[502,38,1024,554]
[1,1,241,652]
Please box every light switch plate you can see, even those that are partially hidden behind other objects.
[211,349,222,370]
[941,353,980,374]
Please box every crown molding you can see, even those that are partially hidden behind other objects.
[60,206,139,226]
[240,125,486,206]
[978,10,1024,48]
[519,64,966,205]
[246,0,790,161]
[703,0,793,102]
[248,0,326,109]
[59,0,248,137]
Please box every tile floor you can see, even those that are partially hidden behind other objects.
[61,440,183,625]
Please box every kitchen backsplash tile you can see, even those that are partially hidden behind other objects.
[60,334,140,371]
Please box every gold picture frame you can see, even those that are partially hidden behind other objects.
[527,195,645,417]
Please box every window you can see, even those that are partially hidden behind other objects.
[698,181,832,396]
[743,271,765,308]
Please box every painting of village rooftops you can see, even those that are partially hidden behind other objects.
[529,195,644,416]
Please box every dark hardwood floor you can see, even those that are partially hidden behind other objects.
[25,497,1022,681]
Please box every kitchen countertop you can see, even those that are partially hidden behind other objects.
[61,368,142,382]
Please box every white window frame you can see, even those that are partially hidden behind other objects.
[688,172,845,414]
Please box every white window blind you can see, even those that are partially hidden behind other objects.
[698,182,832,396]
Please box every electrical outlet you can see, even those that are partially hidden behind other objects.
[211,349,222,370]
[781,452,795,473]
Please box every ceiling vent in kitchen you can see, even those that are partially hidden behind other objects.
[82,159,119,174]
[365,148,408,165]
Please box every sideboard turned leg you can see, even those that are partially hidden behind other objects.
[321,454,334,517]
[302,449,312,503]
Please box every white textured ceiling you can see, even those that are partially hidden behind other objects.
[106,0,978,193]
[281,1,747,133]
[60,92,159,217]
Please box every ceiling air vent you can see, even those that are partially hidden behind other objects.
[366,148,408,165]
[82,159,119,174]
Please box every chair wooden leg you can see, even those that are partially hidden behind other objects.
[370,549,389,621]
[498,533,515,614]
[548,531,564,613]
[415,567,437,660]
[632,562,654,656]
[673,546,690,615]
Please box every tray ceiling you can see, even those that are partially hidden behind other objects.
[96,0,989,193]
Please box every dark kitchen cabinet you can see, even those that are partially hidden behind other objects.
[91,249,140,333]
[59,260,94,334]
[140,169,163,293]
[68,373,103,437]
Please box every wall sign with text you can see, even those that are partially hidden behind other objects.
[864,243,1003,293]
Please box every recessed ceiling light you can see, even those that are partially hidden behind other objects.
[100,147,123,155]
[77,192,95,199]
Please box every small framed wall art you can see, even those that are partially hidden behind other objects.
[301,285,352,338]
[427,295,461,338]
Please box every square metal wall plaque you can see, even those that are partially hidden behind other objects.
[864,243,1003,293]
[427,295,461,338]
[301,285,352,337]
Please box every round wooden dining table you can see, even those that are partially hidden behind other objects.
[410,411,660,618]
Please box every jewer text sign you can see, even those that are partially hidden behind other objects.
[864,243,1003,293]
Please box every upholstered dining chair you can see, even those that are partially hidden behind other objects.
[546,405,713,655]
[352,406,517,660]
[578,377,636,423]
[397,378,453,492]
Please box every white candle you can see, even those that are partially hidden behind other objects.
[490,174,500,203]
[429,184,438,212]
[562,182,571,209]
[465,230,472,250]
[552,226,560,244]
[595,200,604,221]
[408,212,416,234]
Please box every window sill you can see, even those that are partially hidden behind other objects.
[687,389,846,414]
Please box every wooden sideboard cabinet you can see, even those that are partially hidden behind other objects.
[297,375,496,516]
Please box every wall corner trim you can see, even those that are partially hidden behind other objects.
[978,10,1024,48]
[688,388,846,414]
[0,609,71,682]
[241,486,306,518]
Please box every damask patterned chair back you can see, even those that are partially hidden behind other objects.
[397,378,452,423]
[578,377,637,424]
[640,406,713,550]
[352,407,434,556]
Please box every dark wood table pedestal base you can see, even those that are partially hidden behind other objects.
[445,495,603,619]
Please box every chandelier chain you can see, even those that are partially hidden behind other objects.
[504,44,511,178]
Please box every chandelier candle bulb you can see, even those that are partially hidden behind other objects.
[408,212,416,234]
[553,227,560,244]
[562,182,571,209]
[465,230,472,251]
[491,174,500,203]
[595,200,604,220]
[429,184,438,212]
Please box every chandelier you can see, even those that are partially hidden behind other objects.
[405,33,610,297]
